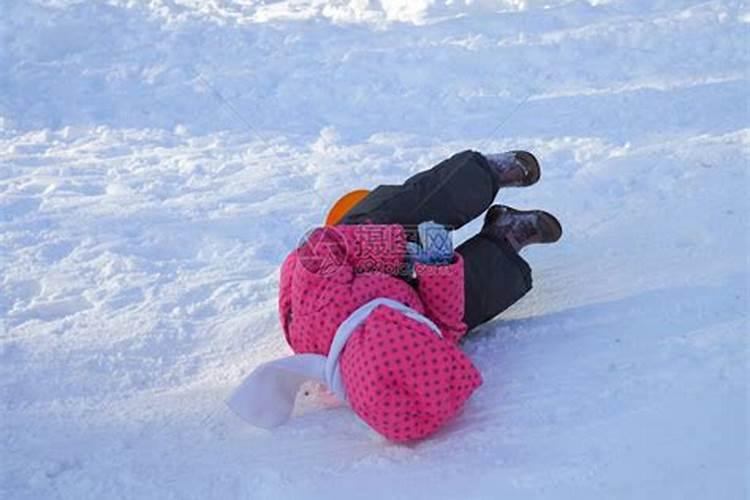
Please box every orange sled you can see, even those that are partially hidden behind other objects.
[325,189,370,226]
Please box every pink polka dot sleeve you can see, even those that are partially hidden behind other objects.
[413,253,468,343]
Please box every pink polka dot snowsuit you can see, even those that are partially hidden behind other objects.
[279,224,482,442]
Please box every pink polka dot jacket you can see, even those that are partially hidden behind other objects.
[279,224,483,442]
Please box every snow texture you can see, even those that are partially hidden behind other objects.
[1,0,748,498]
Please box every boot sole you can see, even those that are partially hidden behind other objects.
[536,210,563,243]
[511,151,541,187]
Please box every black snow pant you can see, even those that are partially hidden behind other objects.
[339,150,532,331]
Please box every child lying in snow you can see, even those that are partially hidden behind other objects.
[229,150,562,442]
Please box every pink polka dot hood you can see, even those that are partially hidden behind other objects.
[279,224,482,442]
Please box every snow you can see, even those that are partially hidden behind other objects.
[1,0,748,498]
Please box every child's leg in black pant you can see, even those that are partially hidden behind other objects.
[339,150,500,229]
[456,232,532,331]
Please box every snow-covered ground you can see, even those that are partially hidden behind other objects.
[1,0,748,498]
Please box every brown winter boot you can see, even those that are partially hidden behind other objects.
[484,151,541,187]
[481,204,562,252]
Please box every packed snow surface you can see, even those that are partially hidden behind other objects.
[1,0,748,498]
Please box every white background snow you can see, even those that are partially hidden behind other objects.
[1,0,748,498]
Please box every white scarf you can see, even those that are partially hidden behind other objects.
[226,298,442,429]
